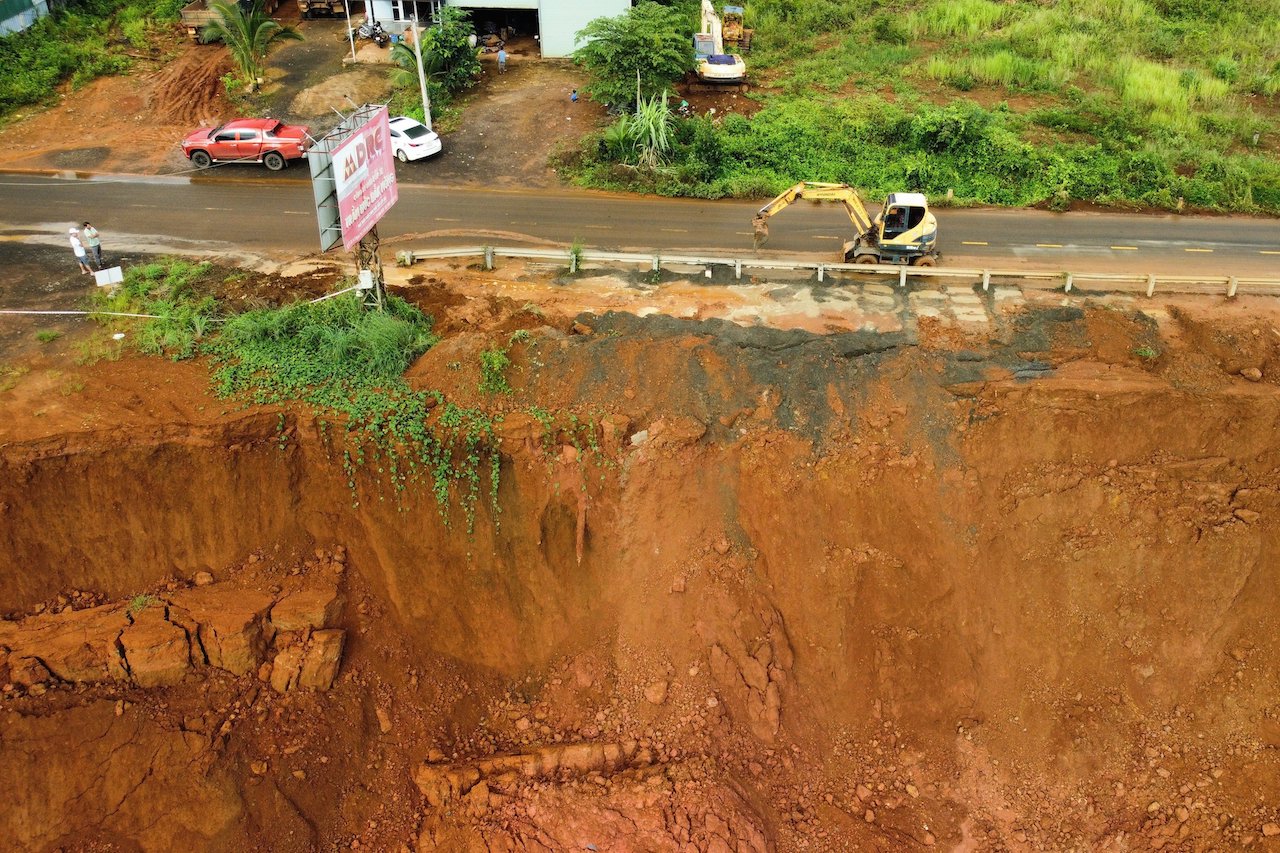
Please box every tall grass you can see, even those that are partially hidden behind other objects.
[91,259,216,359]
[926,51,1071,91]
[908,0,1011,39]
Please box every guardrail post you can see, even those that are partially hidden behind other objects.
[569,250,578,274]
[982,270,990,292]
[1228,276,1239,298]
[1064,273,1073,293]
[898,266,907,288]
[1145,274,1156,298]
[818,264,825,283]
[484,246,494,271]
[652,255,661,273]
[735,260,742,280]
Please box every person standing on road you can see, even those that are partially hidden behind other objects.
[68,227,92,275]
[497,47,507,73]
[570,88,578,103]
[81,221,102,268]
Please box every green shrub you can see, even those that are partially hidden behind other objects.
[478,346,512,395]
[208,292,437,401]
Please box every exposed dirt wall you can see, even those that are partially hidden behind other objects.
[2,304,1279,850]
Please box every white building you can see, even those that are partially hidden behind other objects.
[366,0,629,59]
[0,0,51,35]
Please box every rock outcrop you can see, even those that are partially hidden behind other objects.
[0,560,347,694]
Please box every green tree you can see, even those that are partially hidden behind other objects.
[202,0,303,92]
[402,6,480,95]
[573,1,695,110]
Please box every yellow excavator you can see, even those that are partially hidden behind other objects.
[752,182,940,266]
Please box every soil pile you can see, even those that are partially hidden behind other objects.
[1,275,1279,851]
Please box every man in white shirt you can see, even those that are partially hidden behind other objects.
[69,227,93,275]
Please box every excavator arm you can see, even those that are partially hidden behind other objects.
[752,182,876,248]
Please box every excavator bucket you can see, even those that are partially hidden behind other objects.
[752,215,770,248]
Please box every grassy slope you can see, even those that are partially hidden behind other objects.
[0,0,184,116]
[569,0,1280,212]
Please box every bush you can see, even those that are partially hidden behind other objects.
[208,293,437,401]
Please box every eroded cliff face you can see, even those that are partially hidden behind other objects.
[2,304,1279,851]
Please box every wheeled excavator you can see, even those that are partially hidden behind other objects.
[696,0,746,82]
[752,182,940,266]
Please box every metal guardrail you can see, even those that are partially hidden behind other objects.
[398,246,1280,299]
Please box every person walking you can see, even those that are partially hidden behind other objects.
[497,47,507,73]
[81,221,102,268]
[68,227,93,275]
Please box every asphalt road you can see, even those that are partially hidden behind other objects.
[2,171,1278,275]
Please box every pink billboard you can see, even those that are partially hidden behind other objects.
[334,107,398,251]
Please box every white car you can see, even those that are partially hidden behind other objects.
[388,116,442,162]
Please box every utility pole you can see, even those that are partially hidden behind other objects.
[343,0,356,61]
[412,7,432,131]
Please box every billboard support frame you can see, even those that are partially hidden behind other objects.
[355,227,386,310]
[307,103,398,310]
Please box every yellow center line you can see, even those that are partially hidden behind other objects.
[433,217,460,222]
[811,235,839,240]
[1261,250,1280,255]
[1036,243,1064,248]
[1184,248,1214,253]
[660,228,687,233]
[1110,245,1138,251]
[961,240,988,246]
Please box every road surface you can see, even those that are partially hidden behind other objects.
[0,172,1277,275]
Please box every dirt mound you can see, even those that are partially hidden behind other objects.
[148,45,234,126]
[2,281,1280,850]
[288,68,393,118]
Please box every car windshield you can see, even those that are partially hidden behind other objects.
[402,124,431,140]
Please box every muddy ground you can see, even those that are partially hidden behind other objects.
[2,239,1280,850]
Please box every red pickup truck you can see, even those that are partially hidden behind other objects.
[181,118,310,171]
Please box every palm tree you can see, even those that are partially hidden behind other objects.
[202,0,303,93]
[388,41,445,91]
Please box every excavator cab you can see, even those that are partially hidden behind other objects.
[871,193,938,265]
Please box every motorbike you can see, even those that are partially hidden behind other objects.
[355,20,389,47]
